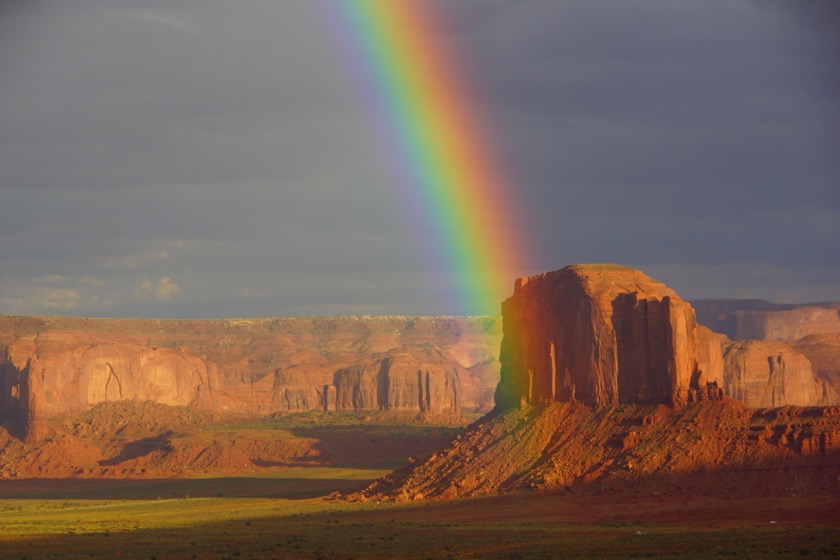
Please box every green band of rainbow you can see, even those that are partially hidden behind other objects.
[331,1,525,315]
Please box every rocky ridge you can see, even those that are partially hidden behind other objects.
[358,400,840,501]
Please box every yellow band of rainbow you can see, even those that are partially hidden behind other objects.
[332,1,526,315]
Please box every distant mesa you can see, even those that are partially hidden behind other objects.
[0,316,502,441]
[693,298,840,341]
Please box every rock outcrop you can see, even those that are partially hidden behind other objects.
[0,316,502,439]
[357,400,840,501]
[691,300,840,406]
[790,334,840,405]
[693,299,840,341]
[355,265,840,502]
[695,325,728,392]
[495,265,720,410]
[334,347,464,414]
[723,340,820,407]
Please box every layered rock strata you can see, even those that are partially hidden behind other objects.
[334,347,464,413]
[495,265,720,409]
[0,316,502,439]
[723,340,821,407]
[792,334,840,405]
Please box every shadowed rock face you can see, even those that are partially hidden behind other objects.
[0,316,502,439]
[495,265,720,409]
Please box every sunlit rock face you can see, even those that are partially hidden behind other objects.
[333,346,464,414]
[695,325,728,391]
[0,316,503,440]
[495,265,720,410]
[791,334,840,405]
[723,340,820,407]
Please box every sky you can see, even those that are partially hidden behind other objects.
[1,0,838,318]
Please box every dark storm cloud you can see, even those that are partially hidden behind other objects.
[0,0,837,317]
[443,0,839,297]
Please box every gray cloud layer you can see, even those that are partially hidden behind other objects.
[1,0,837,317]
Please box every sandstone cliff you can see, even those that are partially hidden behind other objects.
[790,334,840,405]
[695,325,728,390]
[689,300,840,407]
[722,340,820,407]
[334,346,464,414]
[495,265,720,410]
[0,316,502,439]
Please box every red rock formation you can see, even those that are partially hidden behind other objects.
[334,346,464,414]
[0,316,502,439]
[723,340,819,407]
[356,400,840,501]
[695,326,728,391]
[496,265,718,409]
[352,266,840,502]
[790,334,840,405]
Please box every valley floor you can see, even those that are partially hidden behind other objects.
[2,403,839,558]
[0,473,838,560]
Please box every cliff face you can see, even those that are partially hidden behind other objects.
[2,332,215,416]
[792,334,840,405]
[690,301,840,407]
[722,340,819,407]
[0,316,502,439]
[692,300,840,341]
[334,347,463,414]
[496,265,719,410]
[695,325,727,390]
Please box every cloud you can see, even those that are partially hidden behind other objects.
[0,286,80,311]
[234,287,270,300]
[123,9,195,33]
[35,274,105,286]
[133,277,183,302]
[101,250,170,271]
[40,288,81,310]
[78,275,106,287]
[0,1,836,318]
[166,239,198,250]
[639,262,840,304]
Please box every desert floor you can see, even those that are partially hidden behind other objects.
[1,464,838,559]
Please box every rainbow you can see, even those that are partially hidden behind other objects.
[327,1,526,315]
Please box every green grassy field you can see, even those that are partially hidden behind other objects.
[1,469,838,560]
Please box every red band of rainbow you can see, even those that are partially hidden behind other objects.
[328,1,526,315]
